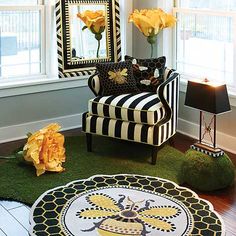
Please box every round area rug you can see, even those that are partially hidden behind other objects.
[30,175,225,236]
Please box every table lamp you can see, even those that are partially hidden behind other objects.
[185,79,231,157]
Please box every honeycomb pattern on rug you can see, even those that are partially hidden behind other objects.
[30,175,224,236]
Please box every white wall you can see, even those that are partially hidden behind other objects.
[0,86,94,143]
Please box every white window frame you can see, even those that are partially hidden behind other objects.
[173,6,236,105]
[0,5,46,80]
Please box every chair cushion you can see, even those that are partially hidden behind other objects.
[96,61,140,96]
[88,92,165,125]
[83,114,156,145]
[125,56,166,93]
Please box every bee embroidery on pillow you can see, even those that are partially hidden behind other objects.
[108,68,128,85]
[132,59,148,72]
[76,193,181,235]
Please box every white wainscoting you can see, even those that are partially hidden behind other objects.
[0,113,83,144]
[178,118,236,154]
[1,115,235,155]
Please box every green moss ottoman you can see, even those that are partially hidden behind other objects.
[183,149,235,191]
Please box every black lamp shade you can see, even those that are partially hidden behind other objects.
[185,80,231,114]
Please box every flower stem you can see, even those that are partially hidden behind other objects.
[151,43,154,58]
[147,35,157,58]
[96,40,101,58]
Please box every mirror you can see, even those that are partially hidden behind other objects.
[70,4,108,60]
[56,0,121,78]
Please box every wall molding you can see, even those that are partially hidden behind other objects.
[0,113,83,144]
[178,118,236,154]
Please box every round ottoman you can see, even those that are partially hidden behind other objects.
[182,149,235,191]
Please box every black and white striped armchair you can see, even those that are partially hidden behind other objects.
[82,69,180,165]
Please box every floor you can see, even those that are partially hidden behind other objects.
[0,201,30,236]
[0,131,235,235]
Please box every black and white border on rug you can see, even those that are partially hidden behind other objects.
[29,174,226,236]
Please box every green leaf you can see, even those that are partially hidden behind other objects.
[82,26,88,31]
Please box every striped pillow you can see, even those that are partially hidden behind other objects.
[125,56,166,92]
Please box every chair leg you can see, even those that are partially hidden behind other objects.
[86,133,92,152]
[168,136,175,147]
[151,146,159,165]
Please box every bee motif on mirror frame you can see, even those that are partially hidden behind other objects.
[76,193,181,236]
[108,68,128,85]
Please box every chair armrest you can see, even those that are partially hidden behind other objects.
[164,67,176,81]
[88,73,102,96]
[157,72,180,126]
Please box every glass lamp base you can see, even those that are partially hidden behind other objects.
[191,142,224,158]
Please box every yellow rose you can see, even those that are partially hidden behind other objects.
[129,8,176,37]
[77,10,106,34]
[23,123,66,176]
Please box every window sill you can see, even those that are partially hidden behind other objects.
[0,76,88,98]
[180,79,236,107]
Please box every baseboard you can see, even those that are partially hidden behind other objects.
[1,115,235,154]
[178,118,236,154]
[0,113,83,144]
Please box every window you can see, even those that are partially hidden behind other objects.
[0,0,128,89]
[174,0,236,93]
[0,0,46,81]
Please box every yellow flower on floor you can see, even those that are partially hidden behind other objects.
[23,123,66,176]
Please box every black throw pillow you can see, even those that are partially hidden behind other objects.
[125,55,166,92]
[96,61,140,96]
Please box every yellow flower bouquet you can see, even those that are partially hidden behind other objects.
[129,8,176,57]
[77,10,106,58]
[23,123,66,176]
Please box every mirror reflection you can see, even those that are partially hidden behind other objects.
[69,4,108,61]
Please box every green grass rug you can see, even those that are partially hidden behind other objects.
[0,135,185,205]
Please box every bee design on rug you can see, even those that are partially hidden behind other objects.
[76,193,181,235]
[108,68,128,84]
